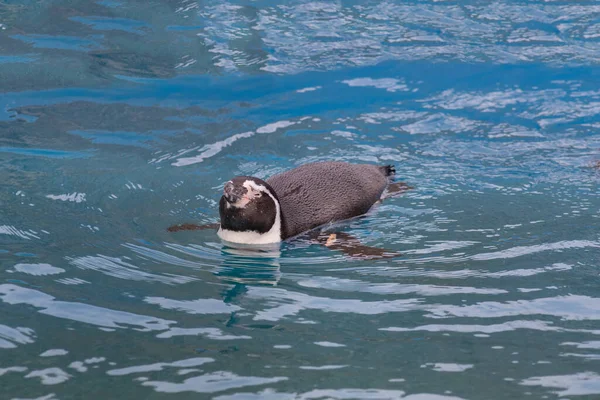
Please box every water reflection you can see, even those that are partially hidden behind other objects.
[217,242,282,286]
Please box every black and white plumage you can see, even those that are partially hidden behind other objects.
[217,161,395,244]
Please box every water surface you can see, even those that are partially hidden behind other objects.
[1,1,600,399]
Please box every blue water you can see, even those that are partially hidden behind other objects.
[1,1,600,399]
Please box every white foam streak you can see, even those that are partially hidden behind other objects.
[0,325,36,348]
[25,368,71,385]
[521,372,600,396]
[173,120,295,167]
[256,120,296,133]
[11,394,58,400]
[294,276,506,296]
[381,320,573,334]
[422,363,473,372]
[297,86,321,93]
[0,225,40,240]
[299,365,347,370]
[471,240,600,260]
[314,341,345,348]
[335,263,572,279]
[142,371,288,393]
[172,131,254,167]
[401,114,479,135]
[0,284,175,331]
[403,241,479,255]
[45,193,86,203]
[14,263,65,276]
[0,366,28,376]
[427,295,600,321]
[342,78,408,92]
[561,341,600,350]
[214,388,465,400]
[247,287,423,321]
[107,358,214,376]
[157,327,251,340]
[144,296,242,314]
[40,349,68,357]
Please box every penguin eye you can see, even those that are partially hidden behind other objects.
[255,192,263,198]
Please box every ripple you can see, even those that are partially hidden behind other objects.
[39,349,68,357]
[55,278,89,285]
[297,86,321,93]
[69,358,107,373]
[214,389,465,400]
[67,255,196,284]
[0,366,28,376]
[488,124,543,139]
[142,371,288,394]
[0,55,37,64]
[10,34,102,52]
[402,241,479,255]
[0,284,175,331]
[14,264,65,276]
[560,352,600,361]
[470,240,600,261]
[299,365,347,370]
[421,363,473,372]
[171,130,255,167]
[124,243,213,268]
[423,88,560,112]
[380,320,594,335]
[12,394,58,400]
[427,295,600,321]
[314,341,345,348]
[0,324,35,349]
[107,357,214,376]
[507,28,563,44]
[335,263,572,279]
[2,1,600,398]
[193,2,600,74]
[156,327,251,340]
[330,130,356,139]
[293,276,507,296]
[162,242,285,285]
[521,372,600,397]
[144,296,242,314]
[561,341,600,350]
[24,368,71,385]
[400,114,480,135]
[342,78,408,92]
[171,119,296,167]
[0,225,40,240]
[70,16,148,34]
[0,147,90,159]
[247,286,423,321]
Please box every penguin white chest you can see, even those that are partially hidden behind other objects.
[217,225,281,244]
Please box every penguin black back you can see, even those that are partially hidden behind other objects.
[267,161,393,239]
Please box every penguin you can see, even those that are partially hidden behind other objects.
[217,161,397,245]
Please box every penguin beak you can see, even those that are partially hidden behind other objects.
[223,182,247,203]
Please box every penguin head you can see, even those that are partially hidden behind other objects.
[217,177,282,244]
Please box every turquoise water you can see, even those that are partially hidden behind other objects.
[1,1,600,399]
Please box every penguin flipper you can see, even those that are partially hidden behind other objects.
[167,222,220,232]
[315,231,400,260]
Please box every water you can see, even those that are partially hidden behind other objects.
[1,1,600,399]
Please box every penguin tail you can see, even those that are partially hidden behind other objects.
[380,164,396,177]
